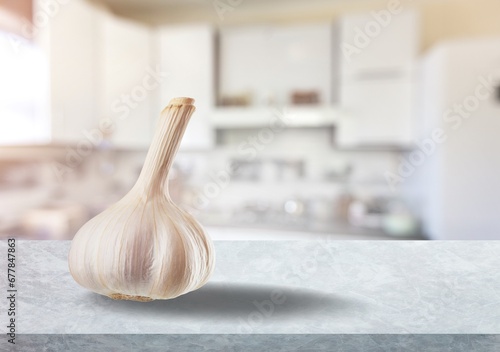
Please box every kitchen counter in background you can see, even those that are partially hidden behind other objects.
[2,223,424,241]
[202,224,424,241]
[6,240,500,351]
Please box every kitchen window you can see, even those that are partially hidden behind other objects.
[0,30,50,145]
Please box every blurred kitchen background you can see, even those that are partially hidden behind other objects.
[1,0,500,240]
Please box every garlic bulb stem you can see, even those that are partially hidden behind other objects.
[134,97,195,198]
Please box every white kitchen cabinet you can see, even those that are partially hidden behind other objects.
[219,23,332,106]
[36,0,156,149]
[337,9,419,148]
[100,13,153,149]
[36,0,101,144]
[156,25,215,150]
[339,10,419,75]
[337,70,415,148]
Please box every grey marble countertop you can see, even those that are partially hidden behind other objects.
[8,240,500,334]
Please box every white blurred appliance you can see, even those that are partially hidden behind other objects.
[414,38,500,239]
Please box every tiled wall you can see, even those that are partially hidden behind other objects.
[0,128,405,235]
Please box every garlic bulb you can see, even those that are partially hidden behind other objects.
[68,97,215,302]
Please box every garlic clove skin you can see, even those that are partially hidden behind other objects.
[68,97,215,301]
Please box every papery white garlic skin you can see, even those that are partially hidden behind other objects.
[68,98,215,301]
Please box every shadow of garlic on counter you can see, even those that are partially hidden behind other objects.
[68,97,215,302]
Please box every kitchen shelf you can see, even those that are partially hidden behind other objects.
[211,106,339,129]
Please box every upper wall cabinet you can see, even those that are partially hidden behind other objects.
[336,10,419,148]
[339,10,419,75]
[37,0,156,148]
[36,0,101,144]
[100,13,153,149]
[219,23,333,107]
[156,25,215,150]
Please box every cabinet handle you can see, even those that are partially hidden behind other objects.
[355,70,404,81]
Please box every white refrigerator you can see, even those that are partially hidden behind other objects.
[412,37,500,240]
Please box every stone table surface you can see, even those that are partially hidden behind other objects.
[5,240,500,335]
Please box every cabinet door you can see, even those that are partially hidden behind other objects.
[101,13,152,149]
[219,24,332,106]
[337,71,415,147]
[269,23,332,105]
[219,25,274,105]
[339,10,419,75]
[40,0,100,143]
[157,25,214,150]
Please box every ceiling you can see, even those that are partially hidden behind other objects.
[93,0,284,10]
[90,0,363,25]
[92,0,359,13]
